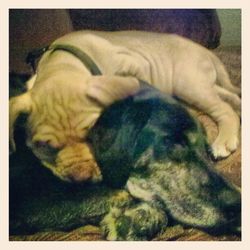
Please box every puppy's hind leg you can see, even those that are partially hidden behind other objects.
[174,54,240,159]
[198,93,239,159]
[174,82,240,159]
[211,53,241,96]
[215,85,241,116]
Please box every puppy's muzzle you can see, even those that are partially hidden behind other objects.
[45,143,102,183]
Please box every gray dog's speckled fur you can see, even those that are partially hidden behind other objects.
[89,85,241,240]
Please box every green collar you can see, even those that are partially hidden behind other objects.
[26,44,102,76]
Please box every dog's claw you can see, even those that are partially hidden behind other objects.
[212,144,231,159]
[211,135,239,159]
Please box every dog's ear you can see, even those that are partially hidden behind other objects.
[86,76,140,106]
[9,93,32,153]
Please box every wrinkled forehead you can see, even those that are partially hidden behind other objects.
[29,75,103,113]
[27,82,102,145]
[31,75,88,99]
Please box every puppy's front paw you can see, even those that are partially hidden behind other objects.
[114,51,150,81]
[211,134,239,159]
[101,202,167,241]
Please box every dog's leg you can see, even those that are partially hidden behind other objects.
[190,93,238,159]
[113,50,152,82]
[215,85,241,116]
[86,76,140,106]
[174,80,240,159]
[211,53,241,96]
[25,74,37,90]
[85,35,151,82]
[101,201,167,241]
[173,55,240,159]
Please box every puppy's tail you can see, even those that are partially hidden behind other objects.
[210,53,241,96]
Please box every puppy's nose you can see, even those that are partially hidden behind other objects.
[67,164,94,182]
[65,160,102,183]
[56,143,102,183]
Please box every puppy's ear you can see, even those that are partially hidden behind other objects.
[9,93,32,153]
[86,76,140,106]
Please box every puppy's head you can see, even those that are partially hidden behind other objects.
[9,74,140,182]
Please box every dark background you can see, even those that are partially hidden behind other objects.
[9,9,221,74]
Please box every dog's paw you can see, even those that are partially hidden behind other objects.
[211,134,239,159]
[101,202,167,241]
[109,190,133,208]
[114,51,150,81]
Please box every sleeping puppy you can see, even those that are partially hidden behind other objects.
[9,31,241,182]
[87,84,241,240]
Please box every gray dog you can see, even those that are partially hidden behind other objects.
[88,84,241,240]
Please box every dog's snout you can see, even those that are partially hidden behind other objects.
[220,188,241,230]
[53,143,102,183]
[218,187,241,208]
[66,163,96,182]
[59,158,102,183]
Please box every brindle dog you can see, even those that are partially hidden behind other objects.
[88,84,241,240]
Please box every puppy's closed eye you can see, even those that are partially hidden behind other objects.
[28,140,61,166]
[35,140,51,148]
[33,140,61,158]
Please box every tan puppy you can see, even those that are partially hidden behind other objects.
[9,31,241,182]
